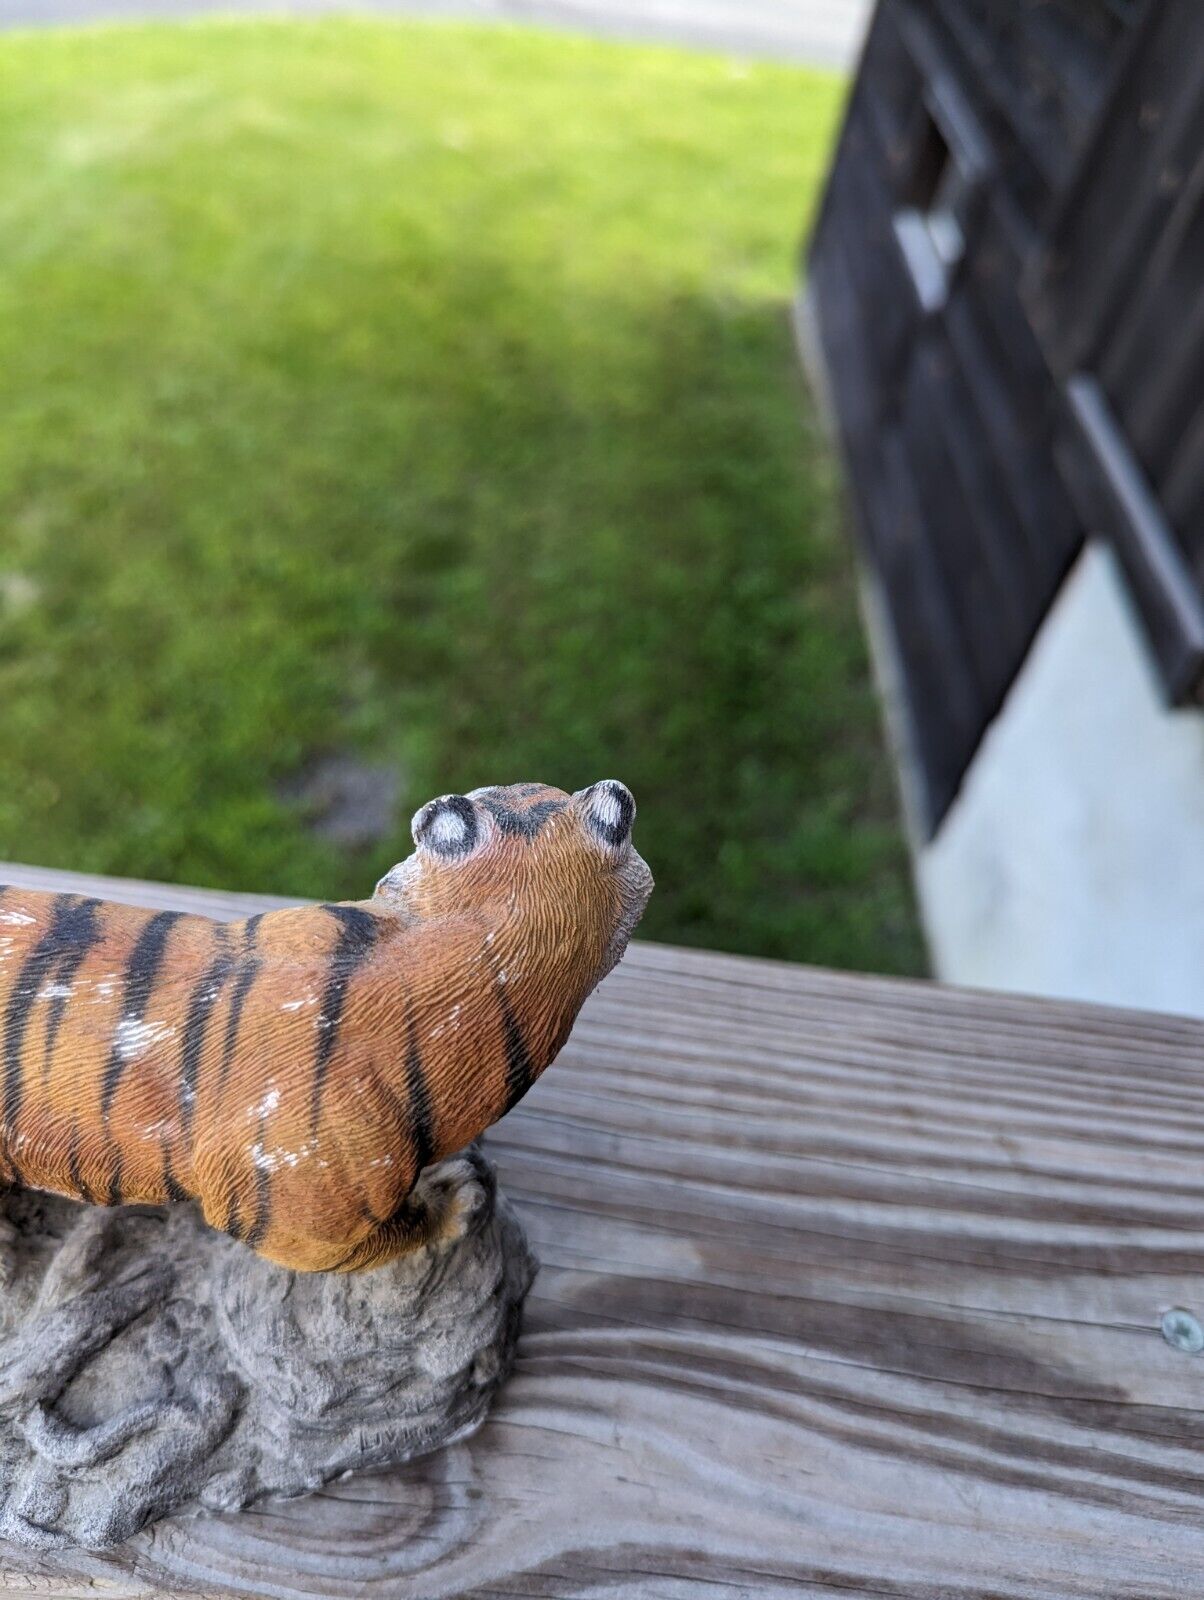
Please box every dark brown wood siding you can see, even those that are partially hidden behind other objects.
[1027,0,1204,697]
[807,0,1202,833]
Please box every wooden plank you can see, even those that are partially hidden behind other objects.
[6,864,1204,1596]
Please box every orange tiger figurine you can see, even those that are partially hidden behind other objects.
[0,781,651,1272]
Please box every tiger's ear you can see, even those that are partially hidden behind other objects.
[411,794,481,859]
[574,780,636,851]
[373,860,411,898]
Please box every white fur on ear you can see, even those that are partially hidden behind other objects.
[411,794,480,858]
[576,780,636,849]
[593,786,626,832]
[428,808,469,850]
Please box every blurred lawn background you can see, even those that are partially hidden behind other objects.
[0,17,923,972]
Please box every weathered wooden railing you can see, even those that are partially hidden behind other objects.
[5,862,1204,1597]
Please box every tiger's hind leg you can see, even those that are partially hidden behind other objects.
[333,1150,494,1274]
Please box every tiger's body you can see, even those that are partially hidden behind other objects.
[0,781,651,1271]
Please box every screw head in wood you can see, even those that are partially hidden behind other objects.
[1161,1308,1204,1354]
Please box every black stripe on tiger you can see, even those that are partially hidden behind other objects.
[105,1150,124,1207]
[178,923,234,1137]
[475,792,566,840]
[243,1113,273,1249]
[404,1003,436,1174]
[162,1141,190,1203]
[216,913,263,1097]
[223,1198,246,1243]
[355,1055,419,1223]
[495,980,535,1114]
[66,1129,93,1204]
[309,905,380,1136]
[4,896,100,1136]
[42,897,103,1086]
[99,910,182,1123]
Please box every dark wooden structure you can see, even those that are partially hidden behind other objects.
[807,0,1204,831]
[6,863,1204,1595]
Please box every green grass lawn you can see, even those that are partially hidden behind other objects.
[0,17,924,973]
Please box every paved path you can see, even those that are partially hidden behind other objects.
[0,0,871,68]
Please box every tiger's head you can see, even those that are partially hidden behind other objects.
[374,780,653,996]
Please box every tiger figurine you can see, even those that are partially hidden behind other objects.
[0,780,651,1272]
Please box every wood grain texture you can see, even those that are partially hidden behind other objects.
[4,864,1204,1596]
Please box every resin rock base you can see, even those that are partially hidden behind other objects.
[0,1149,536,1551]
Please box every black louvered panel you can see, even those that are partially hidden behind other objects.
[933,0,1130,206]
[873,432,986,826]
[1028,0,1204,377]
[1162,396,1204,587]
[853,0,920,159]
[896,354,1002,708]
[806,0,1123,830]
[1101,179,1204,487]
[1056,378,1204,698]
[1023,0,1204,696]
[929,3,1072,219]
[823,121,918,408]
[943,280,1076,607]
[1098,166,1204,543]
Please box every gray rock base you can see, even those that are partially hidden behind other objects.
[0,1149,536,1551]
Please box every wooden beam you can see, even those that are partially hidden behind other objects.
[5,864,1204,1596]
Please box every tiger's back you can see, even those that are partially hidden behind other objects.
[0,886,219,1209]
[0,779,652,1272]
[0,889,443,1262]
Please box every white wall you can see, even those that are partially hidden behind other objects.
[917,542,1204,1018]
